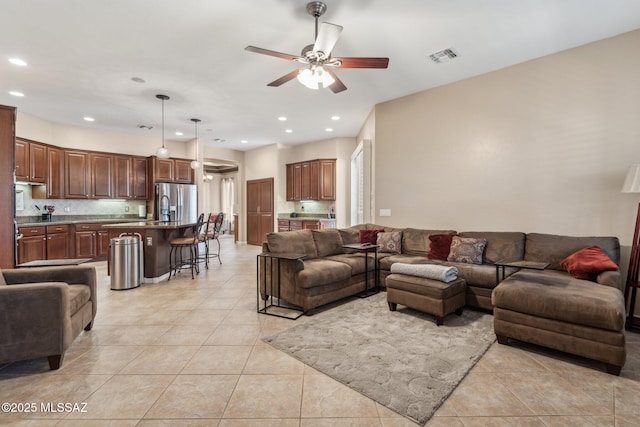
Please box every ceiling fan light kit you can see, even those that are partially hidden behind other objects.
[245,1,388,93]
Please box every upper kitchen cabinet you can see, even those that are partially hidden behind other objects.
[90,153,114,199]
[150,156,193,184]
[174,159,193,183]
[46,146,63,199]
[15,138,46,183]
[114,155,148,200]
[64,149,91,199]
[285,159,336,201]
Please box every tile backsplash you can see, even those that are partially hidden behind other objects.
[15,184,146,217]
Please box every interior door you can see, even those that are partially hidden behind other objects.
[246,178,274,246]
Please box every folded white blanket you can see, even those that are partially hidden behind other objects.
[390,263,459,283]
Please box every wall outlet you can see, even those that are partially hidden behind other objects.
[124,205,129,212]
[379,209,392,217]
[64,207,70,213]
[146,237,153,246]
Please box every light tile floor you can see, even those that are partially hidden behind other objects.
[1,236,639,426]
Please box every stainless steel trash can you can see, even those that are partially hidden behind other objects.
[110,236,141,290]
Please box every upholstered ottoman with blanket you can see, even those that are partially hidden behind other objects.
[386,263,466,326]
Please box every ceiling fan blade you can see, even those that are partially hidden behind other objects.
[325,69,347,93]
[267,69,300,87]
[245,46,299,61]
[333,57,389,69]
[313,22,343,56]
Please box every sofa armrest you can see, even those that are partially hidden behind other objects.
[597,270,622,292]
[0,283,70,362]
[3,266,97,322]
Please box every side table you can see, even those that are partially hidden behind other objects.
[495,260,550,284]
[256,252,306,320]
[342,243,379,297]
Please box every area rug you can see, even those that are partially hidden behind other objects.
[263,293,495,425]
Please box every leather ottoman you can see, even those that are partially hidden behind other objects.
[386,273,466,326]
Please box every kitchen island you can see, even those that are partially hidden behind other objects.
[102,220,198,281]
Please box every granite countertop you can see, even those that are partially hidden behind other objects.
[101,220,197,229]
[277,214,336,221]
[17,215,143,226]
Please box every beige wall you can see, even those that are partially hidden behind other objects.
[374,30,640,253]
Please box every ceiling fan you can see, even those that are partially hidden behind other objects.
[245,1,389,93]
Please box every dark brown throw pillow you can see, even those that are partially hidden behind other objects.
[427,233,457,260]
[359,229,384,245]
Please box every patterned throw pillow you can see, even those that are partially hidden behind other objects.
[377,231,402,254]
[447,236,487,265]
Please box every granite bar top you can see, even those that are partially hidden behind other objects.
[277,214,336,221]
[101,220,197,229]
[16,215,143,226]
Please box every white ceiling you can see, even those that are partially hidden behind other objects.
[1,0,640,151]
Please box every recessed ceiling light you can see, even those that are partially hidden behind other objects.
[83,117,95,122]
[175,131,183,136]
[240,140,248,144]
[331,116,340,121]
[325,128,333,132]
[131,77,145,83]
[9,91,24,97]
[278,116,287,121]
[285,129,293,133]
[8,58,27,66]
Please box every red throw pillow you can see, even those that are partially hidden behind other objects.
[560,245,619,281]
[427,234,457,260]
[359,229,384,245]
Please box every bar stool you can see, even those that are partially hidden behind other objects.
[204,212,225,265]
[168,213,205,280]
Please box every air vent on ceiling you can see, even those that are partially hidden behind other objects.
[429,48,458,64]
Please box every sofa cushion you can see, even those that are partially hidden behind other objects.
[427,233,457,260]
[267,229,318,259]
[492,270,625,331]
[68,284,91,315]
[402,228,457,256]
[377,231,402,254]
[296,259,352,289]
[459,232,526,264]
[0,269,5,286]
[560,245,619,280]
[359,229,384,245]
[311,229,344,257]
[524,233,620,271]
[326,253,376,275]
[448,237,487,265]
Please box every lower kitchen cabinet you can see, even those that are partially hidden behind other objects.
[46,224,70,259]
[74,223,108,259]
[17,226,46,264]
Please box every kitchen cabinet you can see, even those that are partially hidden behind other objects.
[174,159,193,183]
[64,150,91,199]
[15,139,28,182]
[91,153,114,198]
[74,223,109,260]
[47,146,63,199]
[151,156,193,184]
[15,138,47,183]
[46,224,70,259]
[17,225,46,264]
[114,155,132,199]
[132,157,148,199]
[278,219,291,232]
[285,159,336,201]
[278,218,336,232]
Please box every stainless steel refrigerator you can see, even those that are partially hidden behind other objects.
[155,183,198,223]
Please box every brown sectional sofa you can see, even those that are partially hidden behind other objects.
[260,224,626,374]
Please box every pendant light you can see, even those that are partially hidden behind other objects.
[190,118,201,169]
[155,94,170,159]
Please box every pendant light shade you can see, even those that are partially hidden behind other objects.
[190,118,201,169]
[155,94,171,159]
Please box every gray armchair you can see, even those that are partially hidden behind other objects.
[0,265,97,370]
